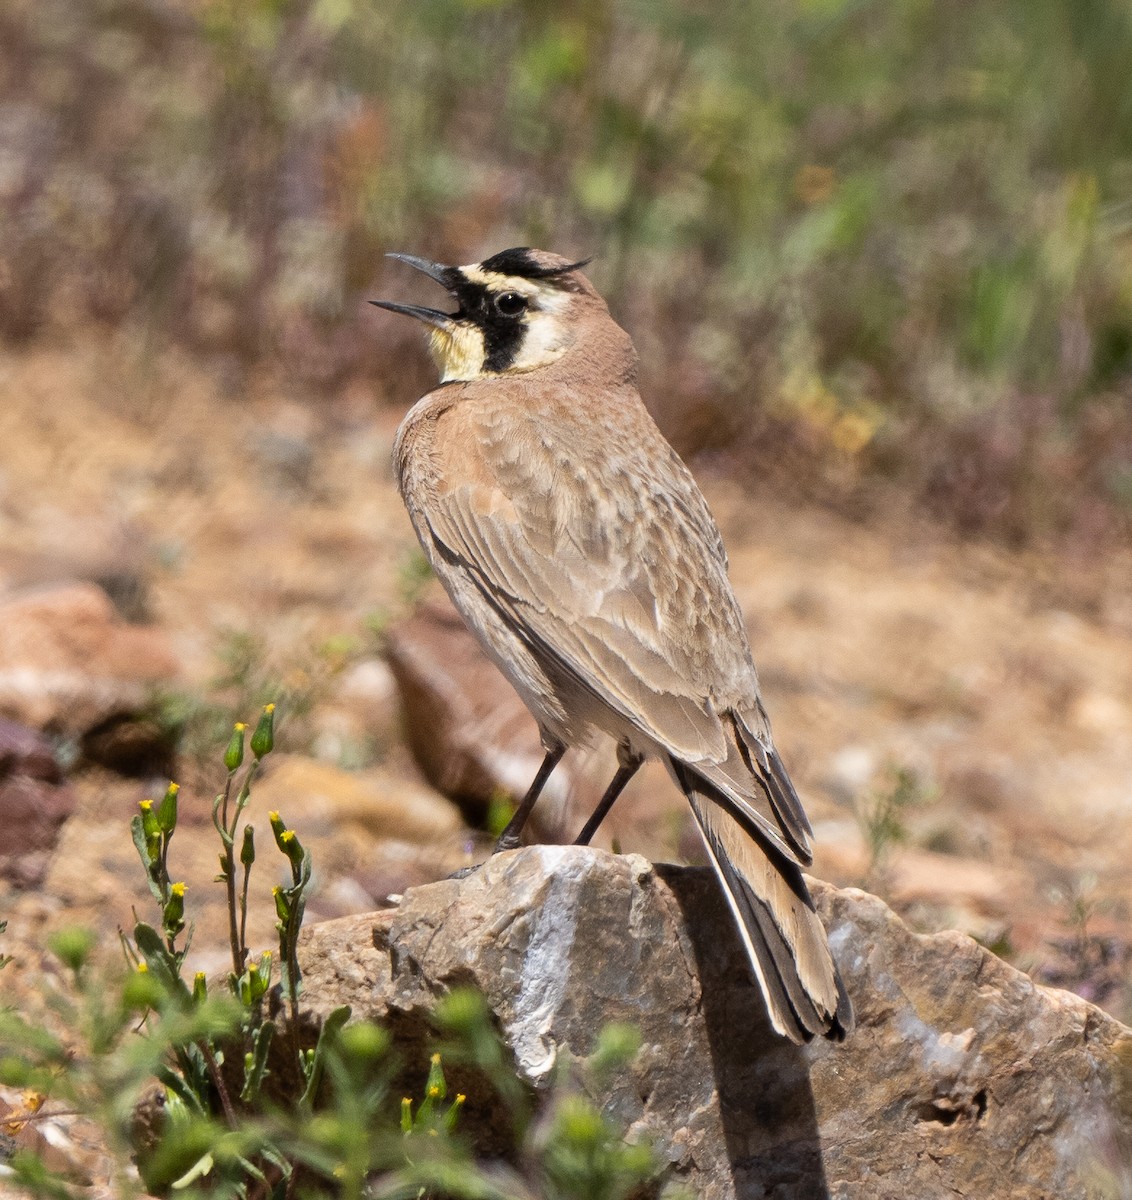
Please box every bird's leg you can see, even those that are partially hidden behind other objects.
[494,742,566,852]
[574,741,644,846]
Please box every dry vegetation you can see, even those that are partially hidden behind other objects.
[2,0,1132,545]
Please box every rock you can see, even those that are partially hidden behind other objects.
[254,755,465,845]
[384,599,699,857]
[385,599,579,831]
[297,847,1132,1199]
[0,583,180,737]
[0,714,60,781]
[0,716,76,887]
[0,1084,100,1185]
[80,713,176,777]
[305,836,480,921]
[335,659,398,723]
[309,659,402,764]
[885,846,1017,911]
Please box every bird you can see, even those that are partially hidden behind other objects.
[372,247,853,1044]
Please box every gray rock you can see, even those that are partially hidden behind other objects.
[297,846,1132,1200]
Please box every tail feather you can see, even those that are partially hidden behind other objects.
[695,713,814,865]
[672,759,853,1044]
[731,712,814,863]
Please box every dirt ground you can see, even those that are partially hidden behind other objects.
[2,335,1131,1023]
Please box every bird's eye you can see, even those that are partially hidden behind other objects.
[495,292,528,317]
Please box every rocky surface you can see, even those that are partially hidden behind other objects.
[0,345,1131,1195]
[386,599,582,832]
[384,595,688,854]
[298,847,1132,1200]
[255,754,465,846]
[0,755,475,985]
[0,582,181,737]
[0,716,75,887]
[2,346,1131,1009]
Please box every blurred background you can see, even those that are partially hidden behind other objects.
[1,0,1130,1021]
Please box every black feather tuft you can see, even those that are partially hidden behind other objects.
[480,247,593,280]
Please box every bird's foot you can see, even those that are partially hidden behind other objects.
[445,862,483,881]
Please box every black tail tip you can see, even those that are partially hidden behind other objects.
[824,973,856,1042]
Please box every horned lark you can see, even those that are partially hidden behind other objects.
[374,248,853,1043]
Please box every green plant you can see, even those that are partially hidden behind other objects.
[534,1023,659,1200]
[0,706,662,1200]
[855,764,932,891]
[485,789,517,841]
[0,699,346,1197]
[123,700,346,1193]
[149,628,346,781]
[397,548,436,610]
[0,930,246,1200]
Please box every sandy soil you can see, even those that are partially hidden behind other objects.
[1,336,1130,1021]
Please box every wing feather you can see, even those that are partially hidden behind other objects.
[411,383,814,863]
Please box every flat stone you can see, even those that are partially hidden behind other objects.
[254,754,465,845]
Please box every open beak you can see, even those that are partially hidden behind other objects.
[368,299,455,331]
[370,253,460,331]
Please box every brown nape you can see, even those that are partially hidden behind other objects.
[549,270,598,297]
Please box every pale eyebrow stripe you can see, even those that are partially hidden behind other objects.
[458,266,541,297]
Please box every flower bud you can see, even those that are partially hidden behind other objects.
[250,704,275,759]
[123,966,164,1012]
[163,881,186,936]
[337,1022,388,1065]
[444,1093,465,1131]
[240,824,255,867]
[224,723,247,772]
[279,827,305,868]
[48,927,96,974]
[425,1051,446,1100]
[138,799,160,841]
[155,783,180,835]
[248,956,270,1001]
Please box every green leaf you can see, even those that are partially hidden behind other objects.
[131,813,166,903]
[133,922,192,1005]
[299,1005,352,1107]
[171,1150,214,1190]
[240,1020,275,1102]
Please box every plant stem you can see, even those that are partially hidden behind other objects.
[198,1039,238,1130]
[219,771,244,979]
[158,832,171,900]
[240,859,252,965]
